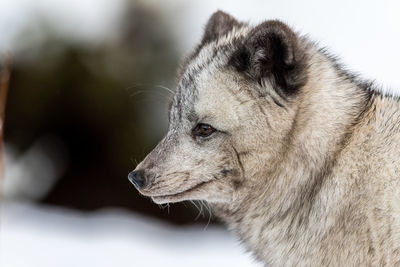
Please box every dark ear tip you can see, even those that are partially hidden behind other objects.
[251,20,299,63]
[254,20,297,43]
[212,10,230,17]
[209,10,234,20]
[206,10,235,31]
[202,10,241,44]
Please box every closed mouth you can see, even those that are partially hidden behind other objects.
[148,181,210,203]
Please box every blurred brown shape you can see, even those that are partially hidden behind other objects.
[0,54,11,192]
[3,4,213,225]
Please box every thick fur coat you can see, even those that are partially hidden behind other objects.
[129,11,400,266]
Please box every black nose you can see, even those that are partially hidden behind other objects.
[128,170,145,189]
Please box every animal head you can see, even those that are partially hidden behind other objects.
[128,11,308,205]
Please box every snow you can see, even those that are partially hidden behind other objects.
[0,202,261,267]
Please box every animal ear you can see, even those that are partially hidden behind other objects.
[202,11,242,44]
[230,20,307,97]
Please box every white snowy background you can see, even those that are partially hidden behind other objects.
[1,0,400,266]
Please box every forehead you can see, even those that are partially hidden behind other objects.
[170,27,251,123]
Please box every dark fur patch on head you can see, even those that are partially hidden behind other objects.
[229,20,308,97]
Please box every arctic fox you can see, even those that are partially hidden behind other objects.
[129,11,400,266]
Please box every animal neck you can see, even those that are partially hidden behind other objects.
[211,48,374,263]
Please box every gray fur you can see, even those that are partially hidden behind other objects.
[131,11,400,266]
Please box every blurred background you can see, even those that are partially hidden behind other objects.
[1,0,400,266]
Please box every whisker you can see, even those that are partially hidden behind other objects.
[195,201,204,221]
[190,200,203,220]
[129,90,147,98]
[125,83,174,97]
[190,200,199,212]
[157,203,171,214]
[154,84,175,95]
[129,158,139,168]
[202,201,213,230]
[129,89,170,100]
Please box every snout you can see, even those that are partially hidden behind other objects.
[128,169,146,189]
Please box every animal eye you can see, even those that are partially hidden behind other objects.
[192,123,216,138]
